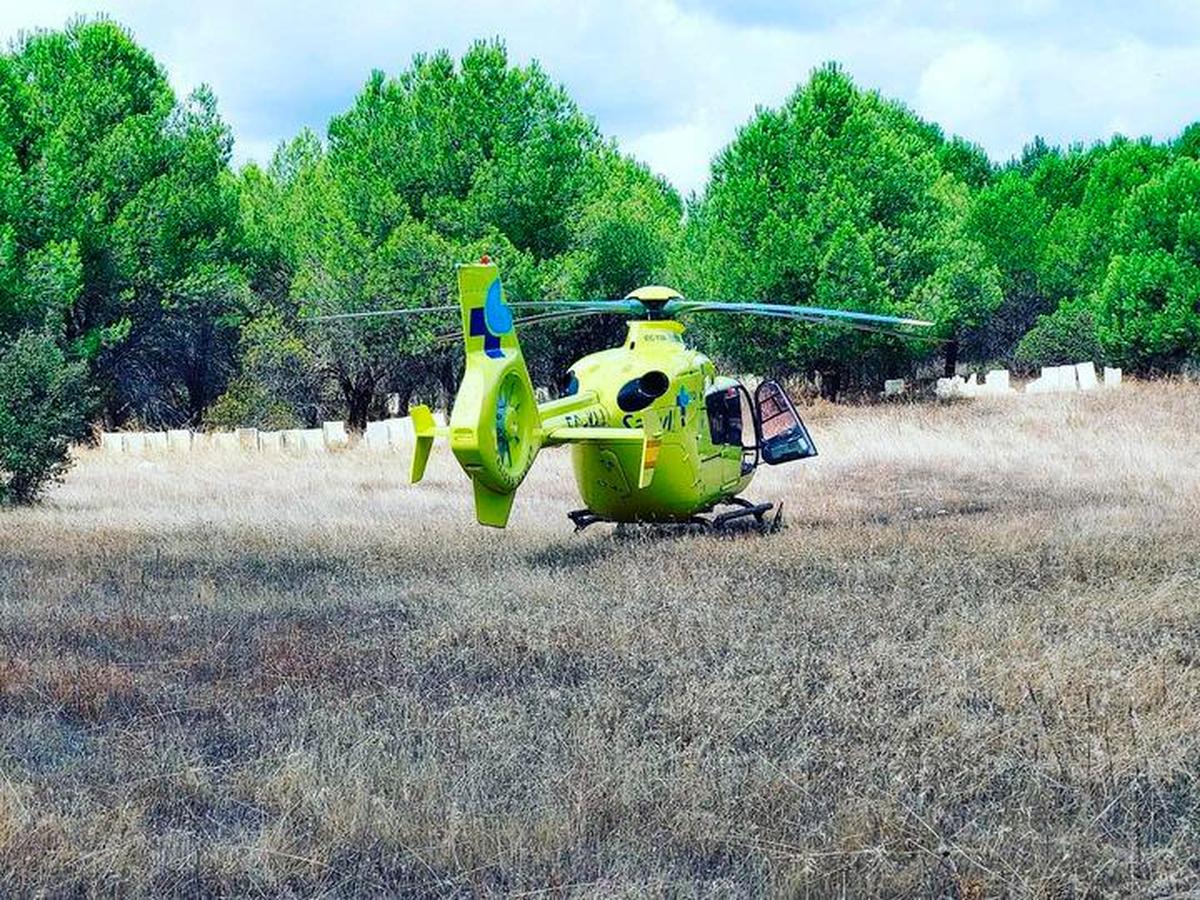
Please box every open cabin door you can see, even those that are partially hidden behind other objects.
[754,380,817,465]
[704,383,759,483]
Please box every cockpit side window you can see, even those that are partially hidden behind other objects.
[705,387,743,446]
[706,391,726,444]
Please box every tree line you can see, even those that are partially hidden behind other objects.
[1,18,1198,500]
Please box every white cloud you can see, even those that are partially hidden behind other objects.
[2,2,1199,194]
[916,35,1200,159]
[626,117,725,199]
[917,40,1022,157]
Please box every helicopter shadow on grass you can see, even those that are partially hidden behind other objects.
[522,517,780,571]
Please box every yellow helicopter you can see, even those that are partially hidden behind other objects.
[317,258,932,529]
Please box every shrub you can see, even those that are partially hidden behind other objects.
[204,312,322,430]
[203,376,304,431]
[0,331,92,504]
[1013,303,1103,372]
[1092,250,1200,371]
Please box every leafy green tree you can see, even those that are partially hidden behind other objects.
[994,133,1200,374]
[324,42,599,259]
[675,63,1001,391]
[1175,122,1200,159]
[292,200,460,428]
[203,311,322,430]
[968,171,1047,291]
[1036,138,1172,305]
[1031,151,1200,372]
[962,170,1049,359]
[531,148,683,385]
[1092,251,1199,370]
[235,136,495,429]
[937,136,993,189]
[227,41,680,424]
[0,20,245,426]
[0,330,91,504]
[1112,156,1200,263]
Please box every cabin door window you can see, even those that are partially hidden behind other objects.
[754,380,818,465]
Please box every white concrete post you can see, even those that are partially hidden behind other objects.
[364,421,391,450]
[935,376,965,399]
[1075,361,1099,391]
[322,421,350,449]
[984,370,1012,394]
[167,429,192,452]
[237,428,259,451]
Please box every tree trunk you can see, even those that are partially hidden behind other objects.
[943,338,959,378]
[818,368,842,402]
[438,356,458,411]
[184,356,208,427]
[346,389,371,432]
[394,383,414,418]
[337,369,375,433]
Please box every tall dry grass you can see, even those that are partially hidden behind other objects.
[1,383,1198,896]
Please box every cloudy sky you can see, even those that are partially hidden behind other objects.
[3,1,1199,195]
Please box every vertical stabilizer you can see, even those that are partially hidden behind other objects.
[449,260,542,527]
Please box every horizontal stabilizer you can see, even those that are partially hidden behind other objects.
[543,426,646,445]
[410,405,439,484]
[543,408,661,489]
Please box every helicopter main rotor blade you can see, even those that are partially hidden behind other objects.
[672,305,944,341]
[434,306,640,343]
[301,304,460,322]
[508,307,643,327]
[662,299,934,329]
[301,298,646,324]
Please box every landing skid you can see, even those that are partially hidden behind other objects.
[567,509,609,532]
[707,496,783,531]
[568,498,785,534]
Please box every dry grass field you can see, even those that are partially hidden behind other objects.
[1,383,1198,897]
